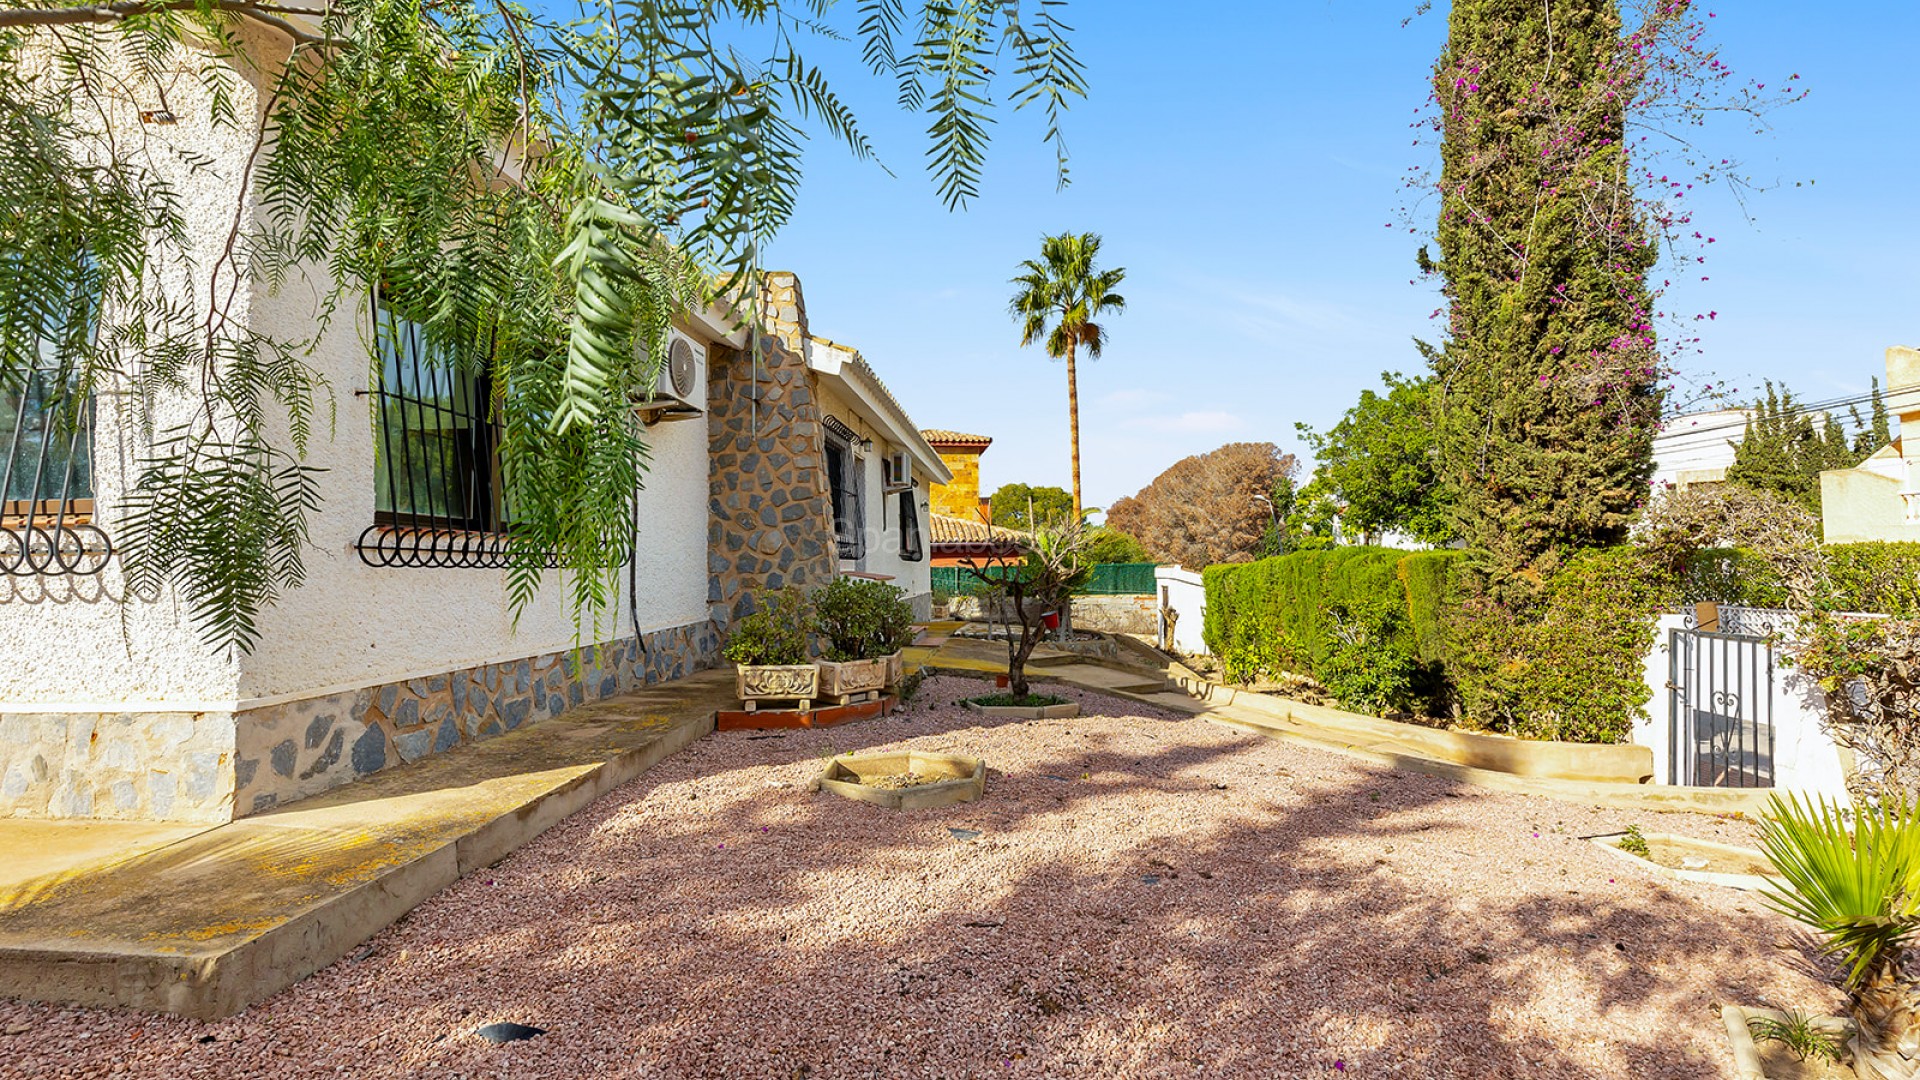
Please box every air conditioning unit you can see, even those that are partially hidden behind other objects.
[882,450,911,492]
[634,329,705,421]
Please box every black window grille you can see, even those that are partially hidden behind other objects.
[898,488,923,562]
[825,427,864,561]
[355,293,553,570]
[1,363,109,577]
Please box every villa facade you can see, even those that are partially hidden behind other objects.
[0,30,946,824]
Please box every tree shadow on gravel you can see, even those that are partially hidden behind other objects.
[0,682,1840,1080]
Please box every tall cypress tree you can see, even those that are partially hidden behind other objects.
[1425,0,1662,604]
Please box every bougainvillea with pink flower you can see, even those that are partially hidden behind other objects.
[1412,0,1804,606]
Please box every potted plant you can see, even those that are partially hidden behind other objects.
[931,587,952,621]
[812,577,917,698]
[724,587,818,710]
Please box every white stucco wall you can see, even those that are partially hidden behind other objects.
[1651,408,1751,490]
[1155,565,1208,656]
[0,30,273,709]
[236,277,715,700]
[1,28,715,713]
[817,384,932,605]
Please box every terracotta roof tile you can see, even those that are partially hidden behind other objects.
[928,513,1026,546]
[920,429,994,448]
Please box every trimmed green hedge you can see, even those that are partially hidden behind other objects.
[1203,548,1462,690]
[1681,541,1920,616]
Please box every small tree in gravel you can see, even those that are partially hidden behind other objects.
[958,522,1093,698]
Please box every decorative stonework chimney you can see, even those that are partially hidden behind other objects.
[761,271,809,354]
[921,430,993,520]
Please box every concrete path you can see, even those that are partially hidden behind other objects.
[0,668,728,1019]
[917,632,1773,818]
[0,819,213,908]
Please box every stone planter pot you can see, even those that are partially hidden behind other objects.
[817,657,890,698]
[736,663,820,710]
[1722,1006,1856,1079]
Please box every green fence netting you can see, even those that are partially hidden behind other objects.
[931,562,1157,597]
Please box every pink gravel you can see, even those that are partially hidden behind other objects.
[0,677,1840,1079]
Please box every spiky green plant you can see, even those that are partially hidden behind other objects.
[1759,793,1920,1076]
[1746,1010,1846,1065]
[1,0,1088,653]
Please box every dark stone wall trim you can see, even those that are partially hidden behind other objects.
[232,619,721,817]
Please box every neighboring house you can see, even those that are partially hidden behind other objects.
[1821,346,1920,543]
[1651,407,1753,492]
[0,30,945,823]
[923,430,994,521]
[920,429,1025,565]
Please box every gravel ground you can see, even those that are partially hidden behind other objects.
[0,677,1841,1079]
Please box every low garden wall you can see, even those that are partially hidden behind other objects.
[1171,667,1655,784]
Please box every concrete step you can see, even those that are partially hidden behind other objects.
[0,669,728,1019]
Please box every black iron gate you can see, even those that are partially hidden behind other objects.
[1667,628,1775,788]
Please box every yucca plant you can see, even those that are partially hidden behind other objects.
[1759,792,1920,1077]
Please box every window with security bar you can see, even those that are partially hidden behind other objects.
[898,488,922,562]
[825,422,864,561]
[370,294,500,533]
[1,365,94,528]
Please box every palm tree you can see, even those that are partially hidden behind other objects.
[1009,232,1126,519]
[1760,793,1920,1077]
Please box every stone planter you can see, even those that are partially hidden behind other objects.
[964,698,1080,720]
[817,657,889,699]
[1590,831,1778,892]
[736,663,820,711]
[1722,1006,1856,1079]
[811,751,986,810]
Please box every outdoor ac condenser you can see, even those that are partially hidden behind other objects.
[882,450,911,492]
[635,329,706,421]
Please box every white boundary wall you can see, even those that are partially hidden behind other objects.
[1155,565,1207,656]
[1637,614,1850,798]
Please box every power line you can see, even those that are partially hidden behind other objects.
[1658,386,1898,447]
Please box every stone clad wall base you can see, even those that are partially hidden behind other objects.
[234,619,719,816]
[0,711,237,823]
[2,620,718,823]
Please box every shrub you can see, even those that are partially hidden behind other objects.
[1203,547,1462,696]
[1205,544,1671,742]
[1675,541,1920,616]
[722,588,813,666]
[1823,542,1920,617]
[1318,598,1419,715]
[1450,547,1673,743]
[1680,546,1788,608]
[811,577,917,662]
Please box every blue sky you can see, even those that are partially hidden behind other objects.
[760,2,1920,512]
